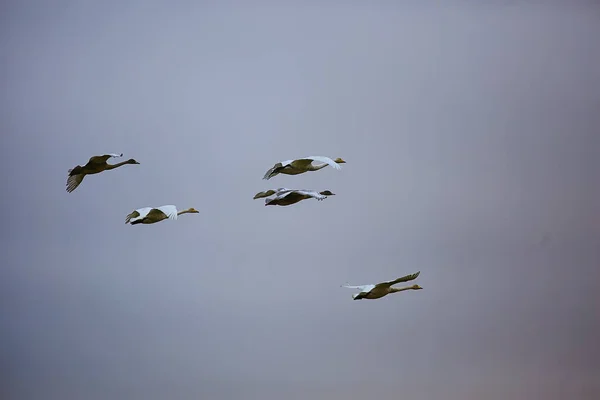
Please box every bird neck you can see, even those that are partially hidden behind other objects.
[389,286,414,293]
[105,161,129,170]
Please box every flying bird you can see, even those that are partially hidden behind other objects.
[254,188,335,206]
[262,156,346,180]
[66,153,140,193]
[341,271,422,300]
[125,205,199,225]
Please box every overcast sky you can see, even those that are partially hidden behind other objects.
[1,1,599,399]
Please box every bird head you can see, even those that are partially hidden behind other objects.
[187,208,200,213]
[127,159,140,164]
[411,285,423,290]
[334,157,346,164]
[320,190,335,196]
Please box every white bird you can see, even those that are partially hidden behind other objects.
[125,205,199,225]
[253,188,336,206]
[263,156,346,180]
[342,271,422,300]
[66,153,140,193]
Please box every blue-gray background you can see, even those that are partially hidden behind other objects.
[2,1,599,399]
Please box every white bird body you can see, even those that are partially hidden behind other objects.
[253,188,336,206]
[342,271,422,300]
[125,205,199,225]
[66,153,140,193]
[263,156,346,180]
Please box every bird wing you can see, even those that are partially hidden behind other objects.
[273,189,299,199]
[341,284,376,293]
[377,271,421,287]
[102,153,123,159]
[155,205,178,220]
[290,156,341,170]
[253,191,268,199]
[255,188,293,199]
[88,153,123,165]
[66,170,85,193]
[263,162,284,180]
[125,210,139,224]
[126,207,153,224]
[274,190,327,201]
[277,159,294,166]
[290,190,327,200]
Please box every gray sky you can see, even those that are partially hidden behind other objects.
[2,1,599,399]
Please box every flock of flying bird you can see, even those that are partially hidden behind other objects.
[66,153,423,301]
